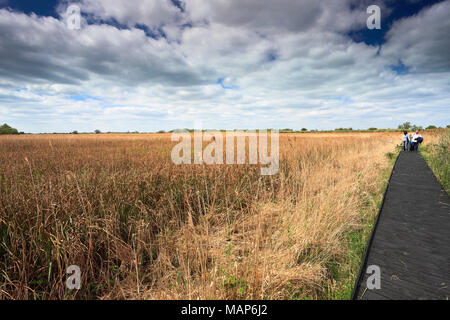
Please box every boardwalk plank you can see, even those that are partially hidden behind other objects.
[353,151,450,300]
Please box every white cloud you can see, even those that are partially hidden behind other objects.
[0,0,449,132]
[381,0,450,73]
[61,0,183,27]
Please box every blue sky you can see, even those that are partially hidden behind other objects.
[0,0,449,132]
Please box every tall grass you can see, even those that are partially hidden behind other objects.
[421,129,450,195]
[0,131,425,299]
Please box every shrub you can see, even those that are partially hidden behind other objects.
[0,123,19,134]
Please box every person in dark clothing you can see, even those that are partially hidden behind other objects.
[402,131,410,151]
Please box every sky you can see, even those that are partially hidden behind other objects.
[0,0,449,133]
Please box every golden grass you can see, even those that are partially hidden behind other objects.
[0,131,441,300]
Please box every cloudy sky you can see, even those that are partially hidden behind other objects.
[0,0,449,132]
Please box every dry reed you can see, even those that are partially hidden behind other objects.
[0,131,440,299]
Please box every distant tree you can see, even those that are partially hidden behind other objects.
[426,125,437,130]
[94,129,101,134]
[411,125,423,131]
[72,130,78,134]
[335,127,353,131]
[0,123,19,134]
[157,130,166,133]
[301,128,307,131]
[368,127,377,130]
[398,122,412,130]
[447,125,450,128]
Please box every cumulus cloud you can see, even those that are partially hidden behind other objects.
[62,0,184,29]
[381,0,450,73]
[1,9,216,85]
[0,0,448,132]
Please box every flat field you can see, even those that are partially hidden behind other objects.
[0,131,440,299]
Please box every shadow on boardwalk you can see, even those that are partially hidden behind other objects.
[353,151,450,300]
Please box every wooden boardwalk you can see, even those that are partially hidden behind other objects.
[353,151,450,300]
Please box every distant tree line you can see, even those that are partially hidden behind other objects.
[397,122,446,131]
[1,123,448,135]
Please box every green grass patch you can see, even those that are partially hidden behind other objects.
[326,147,398,300]
[421,129,450,195]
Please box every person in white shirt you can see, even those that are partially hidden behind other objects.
[402,131,410,151]
[411,131,422,152]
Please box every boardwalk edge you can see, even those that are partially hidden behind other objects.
[351,152,401,300]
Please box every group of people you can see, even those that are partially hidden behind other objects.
[402,130,423,152]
